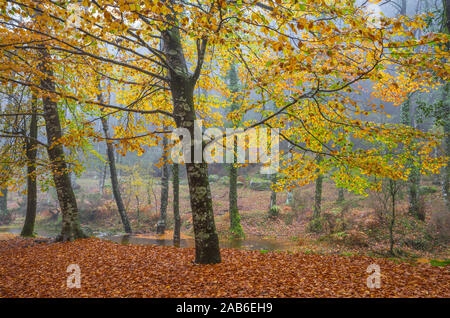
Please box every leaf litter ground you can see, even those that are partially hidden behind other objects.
[0,237,448,297]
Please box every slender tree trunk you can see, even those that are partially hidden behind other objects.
[389,180,397,255]
[337,187,344,203]
[432,147,441,186]
[313,156,323,218]
[99,102,132,234]
[444,0,450,33]
[227,63,244,238]
[269,176,277,209]
[39,46,86,241]
[229,147,244,238]
[157,130,169,234]
[400,0,407,16]
[100,162,107,195]
[401,97,422,219]
[172,163,181,246]
[441,82,450,210]
[0,187,8,225]
[162,21,220,264]
[21,95,38,237]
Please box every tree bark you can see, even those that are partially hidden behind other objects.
[0,187,9,225]
[39,46,86,241]
[162,18,220,264]
[229,149,244,237]
[401,97,422,219]
[441,82,449,210]
[337,187,344,203]
[99,103,132,234]
[157,129,169,234]
[227,63,244,238]
[313,156,323,218]
[172,163,180,246]
[388,180,397,255]
[21,95,38,237]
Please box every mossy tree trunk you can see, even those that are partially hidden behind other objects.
[440,1,450,210]
[0,187,8,225]
[441,82,450,210]
[172,163,180,246]
[21,95,38,237]
[39,46,86,241]
[229,142,244,238]
[162,24,220,264]
[227,63,244,239]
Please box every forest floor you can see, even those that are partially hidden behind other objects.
[0,235,448,298]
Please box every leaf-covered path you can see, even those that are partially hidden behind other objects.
[0,237,448,298]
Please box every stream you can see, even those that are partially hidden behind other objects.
[0,225,298,252]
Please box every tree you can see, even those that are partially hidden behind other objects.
[0,184,8,225]
[40,45,86,241]
[99,90,132,234]
[313,155,324,219]
[386,179,402,255]
[227,63,244,238]
[1,0,448,263]
[156,129,169,234]
[172,163,181,246]
[20,94,38,237]
[400,96,422,220]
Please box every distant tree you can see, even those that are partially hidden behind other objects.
[157,129,169,234]
[99,96,132,234]
[227,63,244,238]
[313,156,324,219]
[172,163,180,246]
[21,94,38,237]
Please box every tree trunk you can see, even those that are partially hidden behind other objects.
[162,21,220,264]
[157,130,169,234]
[441,82,450,210]
[401,97,422,219]
[229,153,244,238]
[388,180,397,255]
[100,162,107,195]
[172,163,181,246]
[313,156,323,218]
[0,187,9,225]
[39,46,86,241]
[227,63,244,238]
[337,187,344,203]
[99,104,132,234]
[21,95,38,237]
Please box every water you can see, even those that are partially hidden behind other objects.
[104,234,298,252]
[0,225,298,252]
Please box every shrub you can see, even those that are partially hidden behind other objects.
[308,217,324,233]
[268,205,280,218]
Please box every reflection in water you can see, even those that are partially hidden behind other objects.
[120,234,131,245]
[104,234,297,252]
[1,225,298,252]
